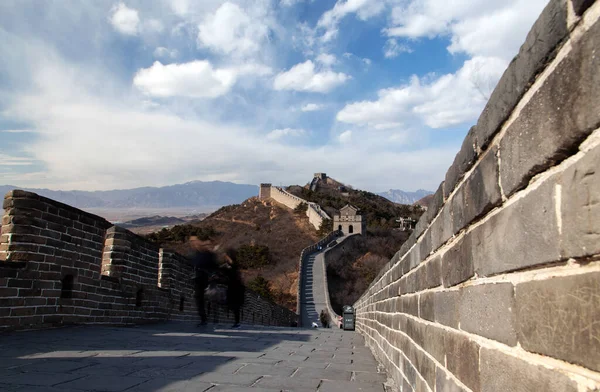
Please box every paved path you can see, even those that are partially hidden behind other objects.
[300,235,353,329]
[0,323,390,392]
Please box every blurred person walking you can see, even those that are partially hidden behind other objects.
[189,237,219,327]
[223,249,245,329]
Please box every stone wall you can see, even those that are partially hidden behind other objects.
[0,190,297,331]
[269,186,330,230]
[353,1,600,391]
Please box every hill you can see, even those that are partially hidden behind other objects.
[0,181,258,209]
[135,175,425,313]
[378,189,433,204]
[287,176,425,311]
[145,197,319,311]
[287,180,424,230]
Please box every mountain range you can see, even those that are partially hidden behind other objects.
[377,189,433,205]
[0,181,259,209]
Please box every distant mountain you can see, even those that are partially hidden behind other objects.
[377,189,433,205]
[0,181,258,209]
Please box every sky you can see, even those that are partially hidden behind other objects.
[0,0,549,193]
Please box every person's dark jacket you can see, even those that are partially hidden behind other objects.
[191,250,218,290]
[225,263,245,308]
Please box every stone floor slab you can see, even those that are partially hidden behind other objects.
[58,375,149,391]
[2,372,83,387]
[319,379,386,392]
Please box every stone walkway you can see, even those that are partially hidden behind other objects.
[0,322,391,392]
[301,234,353,328]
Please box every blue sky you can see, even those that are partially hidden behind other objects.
[0,0,549,192]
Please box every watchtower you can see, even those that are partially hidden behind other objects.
[259,183,272,200]
[333,204,365,235]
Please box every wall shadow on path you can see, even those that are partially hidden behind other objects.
[0,322,317,391]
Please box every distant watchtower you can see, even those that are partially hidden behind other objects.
[314,173,327,180]
[334,204,365,235]
[259,183,272,200]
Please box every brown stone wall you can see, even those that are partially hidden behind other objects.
[353,1,600,391]
[0,190,297,330]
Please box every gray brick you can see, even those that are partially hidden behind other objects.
[418,230,432,265]
[423,324,445,365]
[445,127,478,200]
[472,177,560,276]
[402,295,419,317]
[436,367,467,392]
[460,147,501,227]
[419,292,434,322]
[434,290,459,329]
[480,348,578,392]
[426,182,445,224]
[499,15,600,197]
[442,233,474,287]
[430,204,454,252]
[459,283,517,346]
[515,272,600,372]
[560,141,600,258]
[474,0,568,150]
[412,345,436,390]
[445,331,480,392]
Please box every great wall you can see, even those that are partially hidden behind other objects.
[0,0,599,391]
[259,182,331,230]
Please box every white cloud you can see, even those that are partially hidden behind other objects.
[153,47,178,59]
[0,154,34,166]
[339,130,352,143]
[144,19,164,33]
[316,53,337,66]
[273,60,349,93]
[281,0,303,6]
[386,0,549,61]
[337,56,507,129]
[383,39,412,58]
[109,3,140,36]
[133,60,237,98]
[301,103,323,112]
[266,128,306,140]
[132,60,272,99]
[0,129,36,133]
[317,0,385,42]
[197,2,271,58]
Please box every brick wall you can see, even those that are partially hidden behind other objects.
[353,1,600,391]
[0,190,297,330]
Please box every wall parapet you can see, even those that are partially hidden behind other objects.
[0,190,297,330]
[353,1,600,391]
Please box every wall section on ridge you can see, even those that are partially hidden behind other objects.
[0,190,297,330]
[269,186,329,230]
[353,1,600,391]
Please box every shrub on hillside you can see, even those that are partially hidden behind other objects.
[247,275,272,300]
[146,225,217,245]
[317,218,333,237]
[236,244,272,269]
[294,202,308,215]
